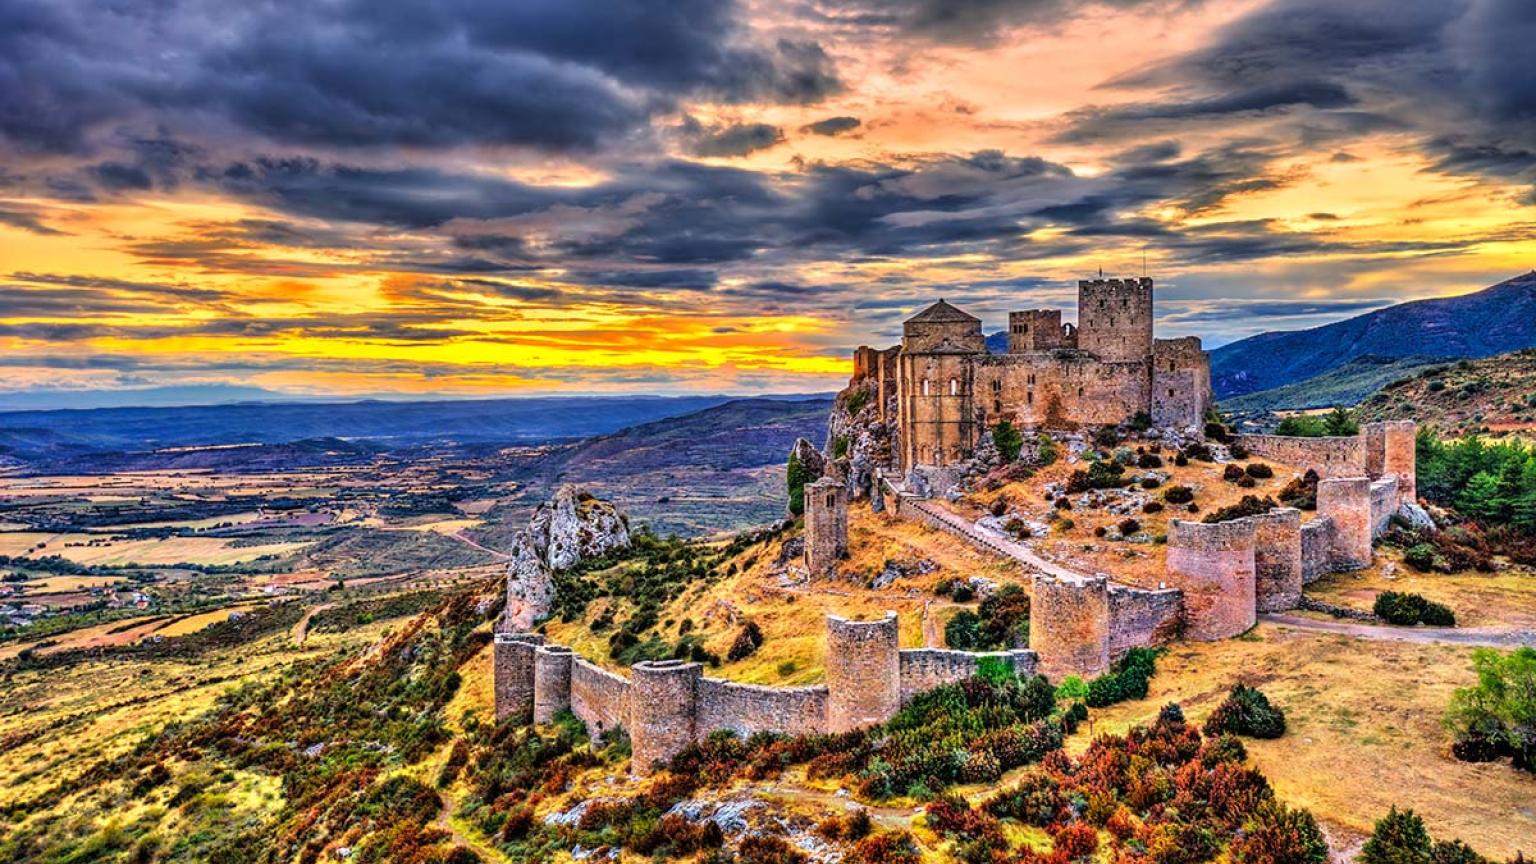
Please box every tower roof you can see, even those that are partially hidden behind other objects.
[905,298,980,325]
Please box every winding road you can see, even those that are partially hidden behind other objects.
[1259,613,1536,648]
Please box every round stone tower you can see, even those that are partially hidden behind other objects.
[825,613,901,733]
[493,632,546,722]
[628,659,702,775]
[1251,508,1302,613]
[1166,518,1256,641]
[1028,574,1110,679]
[532,644,573,724]
[1317,477,1373,570]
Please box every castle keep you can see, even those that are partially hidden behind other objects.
[853,278,1211,488]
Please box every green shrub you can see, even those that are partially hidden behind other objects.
[1202,495,1279,524]
[1374,591,1455,626]
[993,421,1024,463]
[1359,807,1432,864]
[945,611,983,651]
[1203,684,1286,739]
[1084,648,1157,708]
[1087,460,1130,489]
[1445,646,1536,772]
[786,449,817,516]
[1163,485,1195,505]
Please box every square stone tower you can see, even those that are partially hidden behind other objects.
[1077,277,1154,363]
[804,476,848,577]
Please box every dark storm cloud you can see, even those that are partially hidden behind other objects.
[800,0,1199,45]
[684,123,786,158]
[0,0,840,157]
[802,116,863,136]
[1083,0,1536,191]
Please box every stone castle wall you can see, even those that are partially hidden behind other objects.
[697,679,829,740]
[571,656,631,741]
[1166,519,1257,641]
[497,612,1032,774]
[1370,476,1400,537]
[1107,584,1184,656]
[1151,337,1211,428]
[826,613,902,733]
[493,632,545,721]
[1317,476,1372,569]
[1299,517,1334,584]
[898,648,1038,702]
[1251,508,1303,613]
[1234,433,1368,478]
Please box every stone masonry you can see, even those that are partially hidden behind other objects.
[493,632,545,721]
[1166,519,1257,641]
[804,476,849,577]
[825,613,902,733]
[495,612,1037,775]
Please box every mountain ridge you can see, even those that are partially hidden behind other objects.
[1210,272,1536,399]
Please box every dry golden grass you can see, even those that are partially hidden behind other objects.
[1068,622,1536,859]
[1307,552,1536,628]
[957,449,1314,588]
[543,504,1029,685]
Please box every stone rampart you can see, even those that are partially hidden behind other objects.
[1364,420,1417,504]
[897,648,1038,702]
[1234,433,1367,478]
[1370,476,1399,537]
[696,679,829,740]
[1107,584,1184,656]
[629,660,702,775]
[1166,519,1257,641]
[1251,508,1302,613]
[826,613,902,733]
[532,645,574,724]
[1299,517,1333,584]
[1317,476,1372,570]
[493,632,545,721]
[1029,574,1111,679]
[570,657,631,740]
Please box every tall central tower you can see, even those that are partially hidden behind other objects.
[1076,277,1153,363]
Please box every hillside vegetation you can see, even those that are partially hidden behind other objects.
[1356,350,1536,437]
[1219,355,1445,413]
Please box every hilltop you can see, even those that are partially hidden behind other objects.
[1356,349,1536,436]
[1211,272,1536,399]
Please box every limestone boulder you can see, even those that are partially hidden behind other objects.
[502,485,632,631]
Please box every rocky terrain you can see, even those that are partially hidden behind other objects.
[502,485,632,629]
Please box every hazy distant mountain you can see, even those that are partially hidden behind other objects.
[1217,355,1449,414]
[0,384,304,411]
[0,394,831,467]
[1211,272,1536,399]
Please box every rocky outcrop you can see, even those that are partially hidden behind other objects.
[822,378,897,499]
[502,485,632,631]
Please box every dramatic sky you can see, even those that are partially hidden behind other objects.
[2,0,1534,400]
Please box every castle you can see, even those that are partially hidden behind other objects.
[851,277,1211,491]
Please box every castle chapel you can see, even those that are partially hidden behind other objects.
[852,277,1212,485]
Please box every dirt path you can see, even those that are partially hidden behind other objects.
[1260,613,1536,648]
[449,531,511,561]
[290,603,335,644]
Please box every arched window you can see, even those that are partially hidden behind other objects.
[949,378,958,396]
[922,379,930,396]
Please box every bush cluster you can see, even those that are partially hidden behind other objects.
[1359,807,1491,864]
[1278,469,1319,511]
[1373,591,1455,627]
[1085,648,1158,708]
[1203,685,1286,739]
[1163,485,1195,505]
[1201,495,1280,525]
[726,621,765,662]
